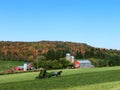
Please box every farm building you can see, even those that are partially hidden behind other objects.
[15,62,33,71]
[74,60,94,68]
[66,53,75,63]
[15,66,24,71]
[74,60,80,68]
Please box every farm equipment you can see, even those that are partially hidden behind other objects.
[36,69,62,79]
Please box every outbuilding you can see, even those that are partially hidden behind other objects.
[15,66,24,71]
[74,60,94,68]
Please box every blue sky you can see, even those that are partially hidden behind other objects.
[0,0,120,50]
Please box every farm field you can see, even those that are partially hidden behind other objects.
[0,61,24,73]
[0,66,120,90]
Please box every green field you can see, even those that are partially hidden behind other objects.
[0,66,120,90]
[0,61,24,73]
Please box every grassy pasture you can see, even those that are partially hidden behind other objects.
[0,61,24,72]
[0,66,120,90]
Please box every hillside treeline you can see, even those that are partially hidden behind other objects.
[0,41,120,68]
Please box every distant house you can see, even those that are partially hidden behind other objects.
[74,60,94,68]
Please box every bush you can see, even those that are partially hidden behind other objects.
[51,60,63,69]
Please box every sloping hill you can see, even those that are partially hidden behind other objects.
[0,41,120,67]
[0,66,120,90]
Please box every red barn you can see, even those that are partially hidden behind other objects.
[74,61,80,68]
[15,66,24,71]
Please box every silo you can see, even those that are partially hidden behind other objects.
[66,53,71,60]
[71,56,75,63]
[24,63,27,71]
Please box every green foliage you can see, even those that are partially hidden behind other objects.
[45,49,56,60]
[59,58,72,68]
[0,41,120,68]
[75,51,83,59]
[33,58,71,69]
[45,49,67,60]
[108,55,120,66]
[33,56,46,68]
[51,60,63,69]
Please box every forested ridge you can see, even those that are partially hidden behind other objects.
[0,41,120,68]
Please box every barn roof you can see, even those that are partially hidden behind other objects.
[17,66,24,68]
[77,60,91,63]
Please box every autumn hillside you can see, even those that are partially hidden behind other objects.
[0,41,120,67]
[0,41,92,60]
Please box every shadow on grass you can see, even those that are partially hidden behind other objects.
[0,69,120,90]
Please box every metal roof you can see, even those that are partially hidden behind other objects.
[77,60,91,63]
[17,66,24,68]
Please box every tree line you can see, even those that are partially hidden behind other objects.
[0,41,120,68]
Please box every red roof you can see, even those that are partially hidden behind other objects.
[74,61,80,68]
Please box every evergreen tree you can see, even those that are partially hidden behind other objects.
[45,49,55,60]
[75,51,83,59]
